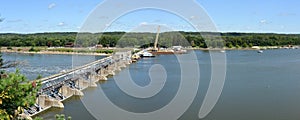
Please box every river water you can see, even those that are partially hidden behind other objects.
[3,49,300,120]
[2,53,105,80]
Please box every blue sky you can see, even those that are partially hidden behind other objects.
[0,0,299,33]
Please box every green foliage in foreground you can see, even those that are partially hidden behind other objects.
[0,50,41,119]
[0,50,68,120]
[0,70,41,119]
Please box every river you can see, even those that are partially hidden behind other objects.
[3,49,300,120]
[2,53,105,80]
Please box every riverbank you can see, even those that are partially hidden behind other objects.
[187,47,258,51]
[1,47,112,56]
[2,50,110,56]
[187,45,299,51]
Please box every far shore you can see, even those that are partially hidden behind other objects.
[1,45,298,56]
[187,47,259,51]
[187,45,299,51]
[2,50,111,56]
[1,49,111,56]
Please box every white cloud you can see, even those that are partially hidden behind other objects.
[57,22,65,26]
[259,19,268,24]
[48,3,56,9]
[139,22,148,26]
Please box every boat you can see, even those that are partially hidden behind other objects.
[257,50,263,53]
[140,51,155,57]
[172,46,187,54]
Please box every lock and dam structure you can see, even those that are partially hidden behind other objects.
[22,51,133,118]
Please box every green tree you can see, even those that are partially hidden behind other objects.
[226,42,234,48]
[242,43,248,48]
[0,70,41,119]
[249,43,253,47]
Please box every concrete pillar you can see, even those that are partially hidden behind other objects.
[99,75,108,80]
[60,86,73,98]
[19,114,32,120]
[107,65,115,76]
[117,61,126,68]
[48,98,64,108]
[98,69,108,81]
[37,96,64,109]
[88,74,98,87]
[113,63,121,71]
[99,68,108,76]
[37,95,47,108]
[75,79,89,90]
[60,85,84,97]
[74,89,84,96]
[89,81,97,87]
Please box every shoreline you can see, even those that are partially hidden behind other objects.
[186,48,259,51]
[185,48,270,51]
[1,50,111,56]
[186,46,294,51]
[1,45,296,56]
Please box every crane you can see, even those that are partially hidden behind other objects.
[153,25,160,51]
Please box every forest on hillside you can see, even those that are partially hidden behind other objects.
[0,32,299,48]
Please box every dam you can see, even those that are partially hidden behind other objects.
[22,51,132,118]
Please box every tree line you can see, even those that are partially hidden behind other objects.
[0,32,299,48]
